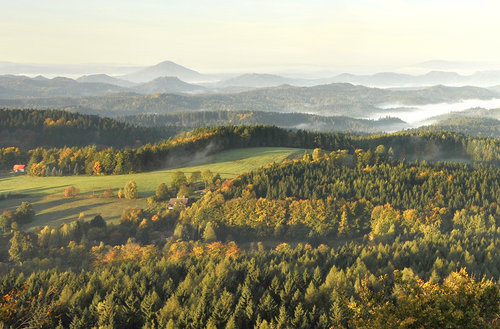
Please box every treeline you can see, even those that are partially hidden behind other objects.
[1,125,499,174]
[0,108,178,149]
[117,110,406,133]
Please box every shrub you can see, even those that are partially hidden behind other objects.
[103,187,114,198]
[64,186,79,198]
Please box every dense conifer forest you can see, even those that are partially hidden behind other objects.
[0,124,499,327]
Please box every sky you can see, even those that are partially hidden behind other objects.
[1,0,500,73]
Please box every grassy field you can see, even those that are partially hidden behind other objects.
[0,147,304,229]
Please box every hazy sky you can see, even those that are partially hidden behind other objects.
[2,0,499,72]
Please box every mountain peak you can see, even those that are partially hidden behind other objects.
[121,60,203,83]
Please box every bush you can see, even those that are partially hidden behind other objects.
[103,187,114,198]
[64,186,80,198]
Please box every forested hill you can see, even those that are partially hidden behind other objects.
[183,146,500,242]
[0,108,178,149]
[2,128,499,328]
[1,125,498,174]
[0,83,496,117]
[419,117,500,138]
[117,110,407,133]
[4,136,498,328]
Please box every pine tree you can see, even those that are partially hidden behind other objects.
[202,222,217,242]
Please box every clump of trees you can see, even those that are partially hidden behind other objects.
[0,202,36,232]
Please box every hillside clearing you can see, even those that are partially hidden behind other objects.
[0,147,304,229]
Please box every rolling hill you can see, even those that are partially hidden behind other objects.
[76,74,136,88]
[133,76,206,94]
[0,108,178,149]
[1,83,496,118]
[117,110,407,133]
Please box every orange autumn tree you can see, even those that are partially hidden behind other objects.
[92,161,102,175]
[64,186,79,198]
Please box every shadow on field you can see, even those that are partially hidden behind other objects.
[5,184,69,195]
[32,196,89,210]
[31,200,112,227]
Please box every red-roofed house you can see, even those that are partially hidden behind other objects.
[13,164,26,173]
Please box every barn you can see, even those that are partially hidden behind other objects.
[13,164,26,173]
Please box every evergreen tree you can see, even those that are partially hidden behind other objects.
[124,181,139,199]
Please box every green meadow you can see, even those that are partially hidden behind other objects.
[0,147,304,229]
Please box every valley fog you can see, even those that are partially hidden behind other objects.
[367,98,500,125]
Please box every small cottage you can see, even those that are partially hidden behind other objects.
[12,164,26,173]
[168,197,189,210]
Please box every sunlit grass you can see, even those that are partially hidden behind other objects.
[0,147,304,229]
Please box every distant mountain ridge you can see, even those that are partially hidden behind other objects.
[0,75,126,98]
[210,70,500,88]
[76,74,136,88]
[0,74,210,98]
[326,70,500,87]
[1,83,496,118]
[214,73,296,88]
[0,61,143,77]
[4,59,500,89]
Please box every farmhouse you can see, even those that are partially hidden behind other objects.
[12,164,26,173]
[168,197,189,210]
